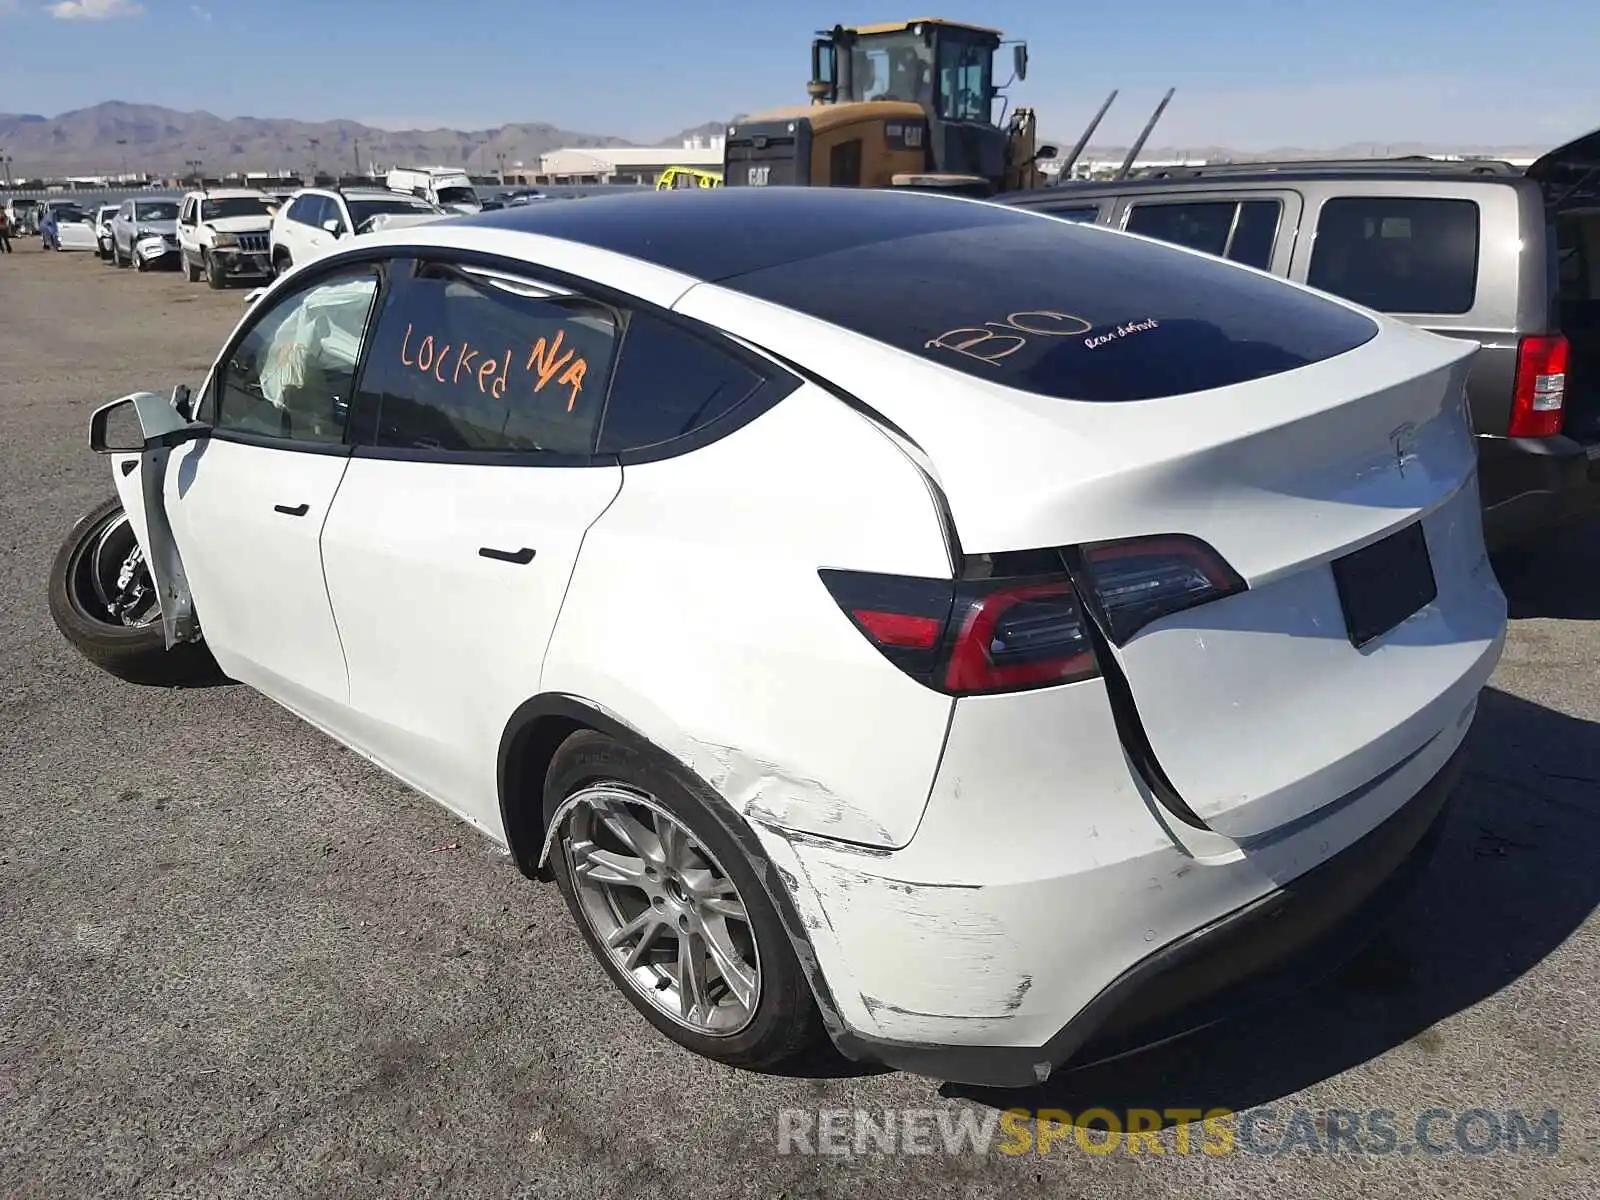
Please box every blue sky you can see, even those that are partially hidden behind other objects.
[1,0,1596,148]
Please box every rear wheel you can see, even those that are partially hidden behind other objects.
[205,251,226,289]
[47,495,220,686]
[185,251,202,282]
[544,730,822,1071]
[272,248,292,277]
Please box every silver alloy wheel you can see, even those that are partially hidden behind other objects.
[83,510,160,628]
[561,784,761,1035]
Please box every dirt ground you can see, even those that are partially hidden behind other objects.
[1,236,1597,1198]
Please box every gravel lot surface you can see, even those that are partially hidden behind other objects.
[2,237,1597,1198]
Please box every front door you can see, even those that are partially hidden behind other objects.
[163,261,383,720]
[319,256,623,830]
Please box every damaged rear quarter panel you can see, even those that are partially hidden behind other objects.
[538,383,955,849]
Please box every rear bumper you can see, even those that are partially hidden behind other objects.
[827,741,1465,1089]
[1478,432,1600,549]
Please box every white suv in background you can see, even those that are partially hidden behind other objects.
[177,188,278,289]
[269,187,445,275]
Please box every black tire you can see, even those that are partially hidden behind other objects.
[543,730,823,1071]
[185,252,202,282]
[47,495,221,687]
[205,251,226,289]
[272,249,291,277]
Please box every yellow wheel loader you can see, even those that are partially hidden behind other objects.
[721,18,1057,198]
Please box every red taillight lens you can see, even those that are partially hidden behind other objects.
[853,609,942,649]
[942,579,1096,693]
[1508,334,1569,438]
[1078,534,1247,645]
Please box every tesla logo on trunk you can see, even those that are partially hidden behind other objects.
[1389,422,1418,476]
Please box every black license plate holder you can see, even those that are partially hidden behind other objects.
[1331,522,1437,648]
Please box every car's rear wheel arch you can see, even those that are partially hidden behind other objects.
[495,693,851,1040]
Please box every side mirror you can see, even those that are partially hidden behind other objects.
[1013,44,1028,82]
[1036,144,1059,161]
[244,287,267,306]
[171,383,194,422]
[321,218,343,236]
[89,392,206,455]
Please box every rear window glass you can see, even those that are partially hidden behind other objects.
[1307,196,1480,314]
[1125,201,1237,256]
[722,214,1378,403]
[357,262,618,455]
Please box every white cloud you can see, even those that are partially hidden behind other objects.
[46,0,145,20]
[190,4,211,20]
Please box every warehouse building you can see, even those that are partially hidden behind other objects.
[513,135,725,186]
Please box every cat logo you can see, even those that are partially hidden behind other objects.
[748,166,771,186]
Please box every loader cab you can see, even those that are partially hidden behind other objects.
[814,19,1009,182]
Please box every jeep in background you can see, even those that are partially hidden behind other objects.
[998,126,1600,552]
[177,188,277,289]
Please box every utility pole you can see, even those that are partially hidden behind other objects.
[308,137,321,182]
[495,151,507,184]
[116,137,128,180]
[0,151,10,187]
[353,138,362,179]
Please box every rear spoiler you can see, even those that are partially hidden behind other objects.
[1526,125,1600,213]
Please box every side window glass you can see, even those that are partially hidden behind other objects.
[1124,201,1237,256]
[1225,200,1282,270]
[215,267,381,444]
[358,262,619,455]
[598,313,769,455]
[1043,205,1101,224]
[1307,196,1481,315]
[289,196,314,226]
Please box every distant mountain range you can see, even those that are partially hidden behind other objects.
[0,101,735,177]
[0,101,1553,179]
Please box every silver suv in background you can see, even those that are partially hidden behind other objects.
[999,128,1600,551]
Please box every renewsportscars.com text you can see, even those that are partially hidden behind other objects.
[776,1106,1562,1158]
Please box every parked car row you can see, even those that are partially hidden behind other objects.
[72,185,453,287]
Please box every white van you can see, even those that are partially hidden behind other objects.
[384,166,482,214]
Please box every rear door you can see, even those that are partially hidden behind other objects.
[319,256,624,829]
[1115,190,1303,274]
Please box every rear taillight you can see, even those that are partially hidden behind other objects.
[1509,334,1569,438]
[820,534,1246,695]
[820,563,1095,696]
[1077,534,1246,645]
[943,578,1096,693]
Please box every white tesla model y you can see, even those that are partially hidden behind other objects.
[49,187,1507,1087]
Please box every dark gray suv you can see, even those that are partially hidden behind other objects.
[997,129,1600,551]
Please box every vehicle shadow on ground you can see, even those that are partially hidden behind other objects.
[940,684,1600,1119]
[1493,517,1600,620]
